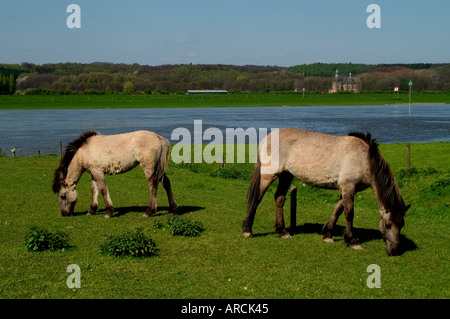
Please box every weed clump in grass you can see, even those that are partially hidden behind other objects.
[25,226,70,252]
[154,216,205,237]
[209,166,250,180]
[398,167,438,179]
[172,162,199,173]
[397,167,439,187]
[168,216,205,236]
[426,178,450,196]
[100,228,158,257]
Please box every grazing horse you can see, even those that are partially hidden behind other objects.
[243,128,409,256]
[52,130,178,218]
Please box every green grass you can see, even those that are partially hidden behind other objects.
[0,92,448,109]
[0,142,449,299]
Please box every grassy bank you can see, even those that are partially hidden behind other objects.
[0,142,449,299]
[0,92,449,109]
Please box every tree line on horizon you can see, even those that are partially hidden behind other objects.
[1,62,449,95]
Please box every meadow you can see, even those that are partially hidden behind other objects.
[0,92,449,109]
[0,142,448,299]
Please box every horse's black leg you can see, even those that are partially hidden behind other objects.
[87,178,99,215]
[144,180,158,217]
[342,192,362,249]
[161,174,178,215]
[242,209,257,237]
[322,195,344,243]
[274,171,294,238]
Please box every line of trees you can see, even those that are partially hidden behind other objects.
[2,62,449,95]
[287,63,371,77]
[0,74,15,95]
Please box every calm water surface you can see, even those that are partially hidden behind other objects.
[0,104,449,156]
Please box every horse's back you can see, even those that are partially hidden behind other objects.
[269,128,371,189]
[79,130,168,174]
[130,130,170,164]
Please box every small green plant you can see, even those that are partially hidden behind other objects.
[172,162,199,173]
[167,216,205,237]
[209,166,250,180]
[154,216,205,237]
[397,167,438,180]
[100,228,158,257]
[397,167,439,187]
[24,226,70,252]
[426,178,450,196]
[152,220,165,230]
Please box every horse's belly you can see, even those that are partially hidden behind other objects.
[91,152,138,175]
[295,172,339,189]
[287,162,340,189]
[103,160,138,175]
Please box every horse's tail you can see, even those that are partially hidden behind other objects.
[153,137,170,183]
[243,155,261,232]
[247,157,261,213]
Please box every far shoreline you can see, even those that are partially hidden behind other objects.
[0,92,448,110]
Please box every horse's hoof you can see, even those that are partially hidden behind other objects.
[170,206,179,216]
[143,212,155,217]
[243,232,252,238]
[350,244,363,250]
[143,209,156,217]
[104,211,113,219]
[323,237,334,244]
[281,233,292,239]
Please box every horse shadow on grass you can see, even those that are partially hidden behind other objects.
[288,223,417,255]
[74,205,205,218]
[114,205,205,217]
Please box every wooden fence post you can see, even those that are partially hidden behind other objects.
[290,186,297,231]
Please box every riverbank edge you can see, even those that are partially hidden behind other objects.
[1,141,449,159]
[0,92,449,109]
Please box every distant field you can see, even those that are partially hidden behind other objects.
[0,92,449,109]
[0,142,448,298]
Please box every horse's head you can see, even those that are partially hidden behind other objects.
[53,131,99,216]
[56,183,78,216]
[379,205,409,256]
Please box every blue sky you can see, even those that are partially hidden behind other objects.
[0,0,449,66]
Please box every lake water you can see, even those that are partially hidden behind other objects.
[0,104,449,156]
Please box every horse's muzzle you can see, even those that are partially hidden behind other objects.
[387,247,398,256]
[384,237,400,256]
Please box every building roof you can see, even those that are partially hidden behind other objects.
[186,90,228,94]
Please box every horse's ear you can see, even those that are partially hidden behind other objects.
[405,204,411,212]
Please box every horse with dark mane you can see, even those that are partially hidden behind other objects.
[52,130,178,218]
[243,128,409,256]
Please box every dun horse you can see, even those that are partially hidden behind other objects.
[243,128,409,256]
[52,130,178,218]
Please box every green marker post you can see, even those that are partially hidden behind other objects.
[408,80,413,117]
